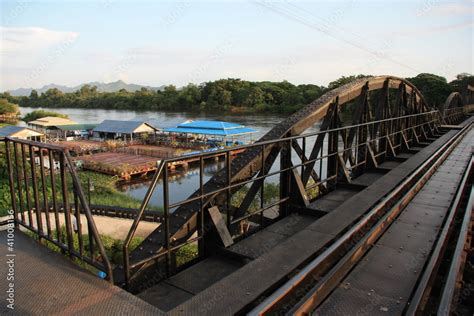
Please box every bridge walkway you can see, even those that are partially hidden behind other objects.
[315,122,474,315]
[0,229,163,315]
[150,118,472,315]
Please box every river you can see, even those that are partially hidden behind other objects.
[19,106,321,209]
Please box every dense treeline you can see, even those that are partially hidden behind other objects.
[1,73,472,115]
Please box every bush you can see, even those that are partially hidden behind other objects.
[23,110,69,122]
[0,98,19,115]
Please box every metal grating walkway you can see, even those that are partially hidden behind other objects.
[0,230,162,315]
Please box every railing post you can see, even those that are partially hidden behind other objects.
[226,151,231,229]
[5,140,18,226]
[198,156,205,257]
[59,152,74,258]
[327,101,339,188]
[280,137,291,217]
[13,143,25,224]
[163,164,171,277]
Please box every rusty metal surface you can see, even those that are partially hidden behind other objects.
[123,76,434,285]
[167,124,464,315]
[309,188,361,212]
[0,230,162,315]
[315,126,474,315]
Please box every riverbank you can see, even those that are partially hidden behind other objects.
[0,165,158,216]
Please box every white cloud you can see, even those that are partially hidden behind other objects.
[418,2,473,17]
[0,27,79,90]
[0,26,78,55]
[391,21,473,37]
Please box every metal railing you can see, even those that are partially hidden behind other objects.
[3,138,113,282]
[122,110,450,286]
[2,105,471,287]
[443,104,473,124]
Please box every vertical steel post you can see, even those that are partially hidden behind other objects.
[38,149,51,236]
[5,140,18,225]
[198,156,205,257]
[163,164,171,277]
[21,144,33,226]
[48,150,61,242]
[226,151,231,229]
[60,152,74,258]
[13,143,25,224]
[29,144,43,237]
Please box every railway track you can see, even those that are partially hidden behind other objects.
[248,122,473,315]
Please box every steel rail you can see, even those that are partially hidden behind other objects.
[121,113,442,285]
[437,158,474,314]
[248,122,472,315]
[405,156,474,315]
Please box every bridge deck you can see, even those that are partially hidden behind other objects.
[0,230,162,315]
[315,124,474,315]
[166,119,472,315]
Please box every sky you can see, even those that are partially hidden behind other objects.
[0,0,472,91]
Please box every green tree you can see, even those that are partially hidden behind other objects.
[23,109,69,122]
[406,73,452,108]
[30,89,39,100]
[449,73,474,93]
[327,74,371,90]
[0,98,20,116]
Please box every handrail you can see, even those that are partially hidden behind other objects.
[156,111,440,164]
[122,159,166,286]
[121,110,445,286]
[63,150,114,282]
[3,138,114,282]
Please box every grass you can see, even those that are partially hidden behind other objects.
[0,160,160,216]
[26,227,199,277]
[77,171,161,211]
[25,227,144,271]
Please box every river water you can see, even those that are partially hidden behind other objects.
[19,106,321,208]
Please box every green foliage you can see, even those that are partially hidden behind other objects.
[176,243,199,266]
[27,227,144,267]
[327,74,371,90]
[23,109,69,122]
[76,171,161,211]
[406,73,453,108]
[1,73,472,115]
[231,182,280,212]
[0,98,19,116]
[449,73,474,94]
[0,144,12,215]
[8,79,328,114]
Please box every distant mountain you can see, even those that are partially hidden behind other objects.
[7,80,164,96]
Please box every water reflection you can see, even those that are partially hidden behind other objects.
[119,160,227,208]
[18,106,327,208]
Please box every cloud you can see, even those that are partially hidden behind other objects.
[417,2,473,17]
[393,20,473,36]
[0,27,79,90]
[0,26,78,56]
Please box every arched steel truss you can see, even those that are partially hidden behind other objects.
[121,76,452,287]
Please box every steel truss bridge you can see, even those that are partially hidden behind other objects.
[1,76,474,315]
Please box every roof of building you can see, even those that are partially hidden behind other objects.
[28,116,76,127]
[93,120,159,134]
[0,125,44,137]
[164,120,257,136]
[56,124,98,131]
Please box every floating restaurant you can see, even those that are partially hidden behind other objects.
[92,120,160,141]
[27,116,78,137]
[164,120,257,146]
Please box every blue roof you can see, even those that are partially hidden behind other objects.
[0,126,32,137]
[164,120,257,136]
[93,120,159,134]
